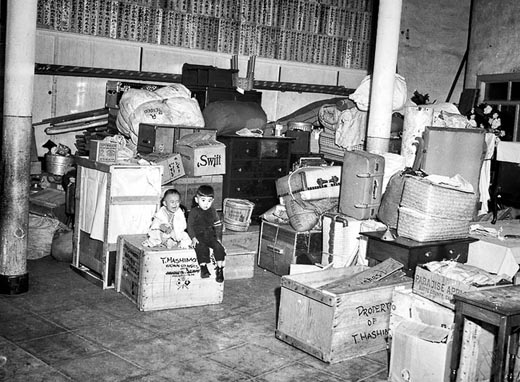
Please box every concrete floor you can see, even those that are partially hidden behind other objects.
[0,256,389,382]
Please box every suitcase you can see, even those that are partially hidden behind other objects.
[275,166,341,200]
[339,150,385,220]
[420,127,486,195]
[321,212,360,268]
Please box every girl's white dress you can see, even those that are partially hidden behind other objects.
[143,206,191,248]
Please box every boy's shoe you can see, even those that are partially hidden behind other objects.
[200,265,210,278]
[215,266,224,283]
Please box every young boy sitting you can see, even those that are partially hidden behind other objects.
[187,185,226,283]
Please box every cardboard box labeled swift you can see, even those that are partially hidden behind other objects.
[142,152,185,184]
[175,132,225,176]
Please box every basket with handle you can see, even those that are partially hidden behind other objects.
[223,198,255,232]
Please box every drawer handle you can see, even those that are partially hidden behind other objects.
[245,149,250,154]
[448,249,454,255]
[267,245,284,255]
[277,167,283,173]
[424,251,432,258]
[274,149,278,154]
[238,168,242,172]
[236,187,241,192]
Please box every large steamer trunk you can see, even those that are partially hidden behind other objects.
[339,150,385,220]
[420,127,486,195]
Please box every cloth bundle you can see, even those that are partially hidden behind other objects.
[116,84,205,144]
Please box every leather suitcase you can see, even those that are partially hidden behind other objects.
[420,127,486,195]
[339,150,385,220]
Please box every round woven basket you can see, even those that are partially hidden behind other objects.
[397,206,471,242]
[401,176,478,220]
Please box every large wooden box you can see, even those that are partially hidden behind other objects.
[219,244,255,280]
[222,224,260,252]
[115,234,223,311]
[275,266,413,363]
[72,158,163,289]
[258,220,322,276]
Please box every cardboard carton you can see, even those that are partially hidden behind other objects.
[141,152,185,184]
[413,265,479,309]
[389,320,452,382]
[388,288,455,382]
[175,132,226,176]
[89,140,118,163]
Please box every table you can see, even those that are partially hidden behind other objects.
[450,285,520,382]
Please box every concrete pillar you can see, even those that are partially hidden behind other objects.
[366,0,403,153]
[0,0,38,294]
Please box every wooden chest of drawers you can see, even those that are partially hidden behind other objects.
[361,230,478,277]
[217,135,293,218]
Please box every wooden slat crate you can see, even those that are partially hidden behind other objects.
[72,158,163,289]
[276,262,412,363]
[115,234,224,311]
[222,224,260,252]
[217,243,255,280]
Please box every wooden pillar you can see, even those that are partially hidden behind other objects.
[0,0,37,294]
[366,0,403,153]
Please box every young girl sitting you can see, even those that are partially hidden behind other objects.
[143,189,191,249]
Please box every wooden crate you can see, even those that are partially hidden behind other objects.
[115,234,223,311]
[222,224,260,252]
[72,158,163,289]
[217,244,255,280]
[275,263,412,363]
[162,175,223,211]
[258,220,322,276]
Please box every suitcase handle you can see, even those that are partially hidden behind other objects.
[354,203,381,208]
[372,178,379,200]
[356,173,384,178]
[266,245,284,255]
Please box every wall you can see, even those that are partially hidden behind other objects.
[33,30,367,156]
[465,0,520,88]
[398,0,471,104]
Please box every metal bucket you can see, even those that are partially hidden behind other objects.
[45,154,75,176]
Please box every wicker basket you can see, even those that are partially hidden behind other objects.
[401,176,478,220]
[397,206,471,242]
